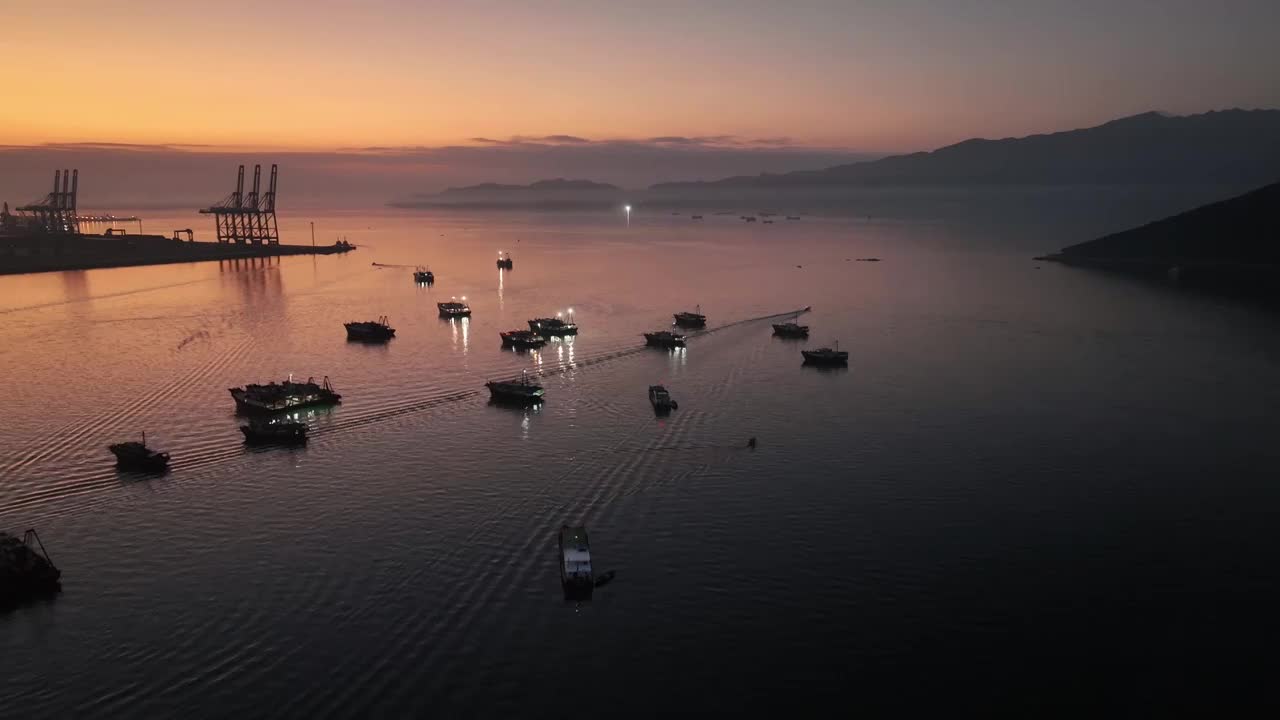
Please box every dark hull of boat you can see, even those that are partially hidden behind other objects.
[773,325,810,338]
[801,352,849,366]
[643,334,685,348]
[497,260,514,269]
[109,451,170,472]
[438,309,471,318]
[673,317,706,328]
[240,427,308,445]
[345,328,395,342]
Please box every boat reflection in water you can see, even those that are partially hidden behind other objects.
[449,316,470,352]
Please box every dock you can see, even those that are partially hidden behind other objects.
[0,165,354,276]
[0,232,354,275]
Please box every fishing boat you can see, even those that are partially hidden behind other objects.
[437,298,472,318]
[744,216,757,222]
[559,525,594,601]
[344,315,395,342]
[414,266,434,284]
[691,215,704,220]
[108,433,170,471]
[485,370,545,404]
[500,329,547,350]
[649,385,678,413]
[643,330,686,348]
[496,251,514,269]
[528,312,578,336]
[772,316,809,338]
[802,341,849,366]
[240,418,308,445]
[230,376,341,414]
[673,305,706,328]
[785,216,801,220]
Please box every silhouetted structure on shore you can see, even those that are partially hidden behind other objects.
[200,164,280,245]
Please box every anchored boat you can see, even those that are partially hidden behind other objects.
[501,329,547,350]
[772,316,809,338]
[414,266,434,284]
[673,305,706,328]
[558,525,594,601]
[528,312,578,336]
[108,433,170,471]
[486,370,545,404]
[240,418,308,445]
[643,330,686,348]
[438,298,472,318]
[345,315,395,342]
[802,341,849,366]
[230,376,341,414]
[497,251,514,269]
[649,385,678,414]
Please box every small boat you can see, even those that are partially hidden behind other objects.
[559,525,594,601]
[528,314,578,336]
[649,385,678,413]
[643,330,686,348]
[691,215,703,220]
[802,341,849,366]
[762,219,775,224]
[438,298,471,318]
[344,315,395,342]
[496,251,514,269]
[856,258,882,262]
[785,216,801,220]
[772,317,809,338]
[108,433,170,471]
[744,216,757,222]
[230,376,341,414]
[486,370,545,404]
[501,329,547,350]
[414,266,434,284]
[240,418,308,445]
[673,305,706,328]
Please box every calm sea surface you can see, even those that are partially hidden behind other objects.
[3,204,1280,715]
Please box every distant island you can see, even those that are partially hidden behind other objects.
[392,178,624,209]
[1039,180,1280,299]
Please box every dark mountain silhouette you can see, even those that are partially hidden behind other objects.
[1041,180,1280,300]
[650,109,1280,192]
[394,178,623,208]
[1054,180,1280,263]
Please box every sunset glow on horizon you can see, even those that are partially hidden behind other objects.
[4,0,1278,153]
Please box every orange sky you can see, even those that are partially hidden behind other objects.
[2,1,1277,152]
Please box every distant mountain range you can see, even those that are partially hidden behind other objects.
[391,109,1280,209]
[650,109,1280,193]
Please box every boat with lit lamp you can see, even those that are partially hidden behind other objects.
[230,376,341,414]
[501,330,547,350]
[801,342,848,366]
[528,313,578,336]
[414,266,434,283]
[438,298,472,318]
[643,330,686,348]
[240,418,308,445]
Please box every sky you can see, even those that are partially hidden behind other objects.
[1,0,1278,202]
